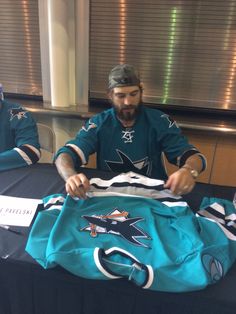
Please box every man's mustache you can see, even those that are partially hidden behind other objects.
[120,105,137,110]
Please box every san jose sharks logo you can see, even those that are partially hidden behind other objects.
[81,119,97,132]
[106,149,151,176]
[81,208,151,248]
[9,107,28,121]
[161,114,179,128]
[122,129,135,143]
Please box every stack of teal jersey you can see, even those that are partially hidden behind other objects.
[26,172,236,292]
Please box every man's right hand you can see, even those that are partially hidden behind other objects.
[55,153,90,198]
[65,173,90,199]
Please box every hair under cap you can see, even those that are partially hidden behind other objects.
[108,64,140,89]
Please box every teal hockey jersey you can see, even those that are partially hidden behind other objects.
[0,100,40,171]
[26,172,236,292]
[55,106,205,180]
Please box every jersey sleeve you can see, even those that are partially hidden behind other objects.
[157,113,206,168]
[0,105,40,172]
[54,115,100,167]
[0,148,38,171]
[25,194,66,269]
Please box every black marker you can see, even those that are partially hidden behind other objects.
[0,225,22,235]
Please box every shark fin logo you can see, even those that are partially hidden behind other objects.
[106,149,151,176]
[81,208,151,248]
[9,107,27,121]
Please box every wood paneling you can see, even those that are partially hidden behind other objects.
[84,153,97,169]
[211,136,236,187]
[165,131,217,183]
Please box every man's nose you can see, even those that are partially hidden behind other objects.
[124,95,131,105]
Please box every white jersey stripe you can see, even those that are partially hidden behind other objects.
[14,147,32,165]
[93,247,121,279]
[66,144,86,164]
[90,171,164,187]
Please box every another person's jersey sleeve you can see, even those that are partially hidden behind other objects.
[0,105,40,171]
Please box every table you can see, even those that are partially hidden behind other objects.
[0,164,235,314]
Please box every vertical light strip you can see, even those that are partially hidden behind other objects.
[119,0,127,64]
[223,43,236,108]
[162,7,178,104]
[75,0,89,106]
[223,1,236,108]
[223,1,235,50]
[22,0,36,92]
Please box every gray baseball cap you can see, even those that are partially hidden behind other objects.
[108,64,140,89]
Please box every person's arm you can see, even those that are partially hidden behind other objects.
[0,105,40,171]
[55,152,90,198]
[164,153,205,195]
[156,113,206,195]
[55,115,100,198]
[0,145,40,171]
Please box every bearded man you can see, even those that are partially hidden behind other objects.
[55,64,206,198]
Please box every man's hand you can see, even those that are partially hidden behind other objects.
[65,173,90,198]
[55,153,90,198]
[164,168,196,195]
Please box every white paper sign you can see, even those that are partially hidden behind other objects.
[0,195,41,227]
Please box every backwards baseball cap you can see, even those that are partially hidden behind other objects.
[108,64,141,89]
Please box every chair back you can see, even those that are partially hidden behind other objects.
[37,123,56,163]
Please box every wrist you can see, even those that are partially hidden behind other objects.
[181,164,199,179]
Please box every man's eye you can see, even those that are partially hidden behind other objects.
[130,91,138,97]
[117,94,125,99]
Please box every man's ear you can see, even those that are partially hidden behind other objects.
[107,89,113,100]
[139,82,144,92]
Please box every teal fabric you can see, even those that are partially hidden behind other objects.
[26,192,236,292]
[0,100,40,171]
[55,106,195,180]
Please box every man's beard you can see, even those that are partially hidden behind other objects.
[113,103,141,122]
